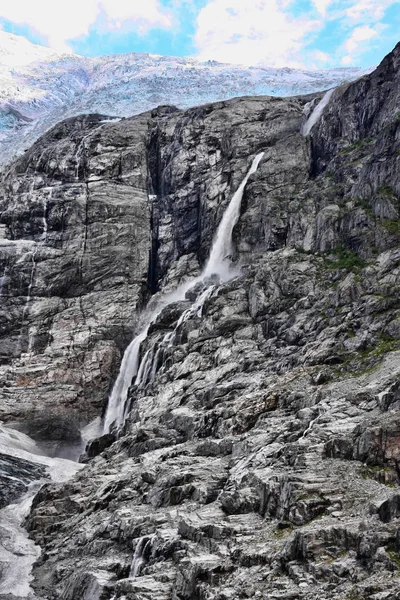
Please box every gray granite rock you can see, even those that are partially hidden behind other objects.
[0,40,399,600]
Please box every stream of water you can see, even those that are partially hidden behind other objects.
[301,88,335,136]
[104,152,264,434]
[0,425,84,599]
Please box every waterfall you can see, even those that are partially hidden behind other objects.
[103,327,150,432]
[129,535,156,578]
[103,277,203,433]
[103,152,264,434]
[204,152,264,279]
[301,88,335,136]
[18,192,51,353]
[134,285,216,391]
[0,266,7,297]
[41,194,49,242]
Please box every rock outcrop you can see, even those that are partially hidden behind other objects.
[1,40,400,600]
[0,451,47,508]
[0,112,152,437]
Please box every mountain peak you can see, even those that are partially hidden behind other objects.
[0,32,373,167]
[0,30,61,67]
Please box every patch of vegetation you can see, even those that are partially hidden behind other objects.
[359,465,396,487]
[353,197,374,216]
[386,541,400,572]
[334,334,399,379]
[353,196,400,234]
[273,522,293,539]
[322,247,366,273]
[377,185,395,197]
[362,465,391,473]
[273,528,293,539]
[344,588,362,600]
[298,492,325,501]
[369,334,398,357]
[324,555,334,564]
[339,138,373,155]
[354,335,398,365]
[381,218,400,235]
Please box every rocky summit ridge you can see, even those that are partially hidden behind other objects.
[0,39,400,600]
[0,30,371,169]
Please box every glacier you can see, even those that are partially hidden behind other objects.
[0,31,372,167]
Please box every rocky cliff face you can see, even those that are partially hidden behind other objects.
[0,112,154,450]
[1,41,400,600]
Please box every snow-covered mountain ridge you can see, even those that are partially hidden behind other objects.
[0,31,372,166]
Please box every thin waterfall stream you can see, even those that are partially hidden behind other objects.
[301,88,335,136]
[104,152,264,434]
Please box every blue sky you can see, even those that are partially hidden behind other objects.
[0,0,399,69]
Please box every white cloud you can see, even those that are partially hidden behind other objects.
[341,24,379,64]
[99,0,172,33]
[194,0,319,68]
[326,0,400,66]
[313,49,331,64]
[345,0,398,22]
[311,0,334,17]
[0,0,172,51]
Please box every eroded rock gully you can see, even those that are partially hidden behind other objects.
[1,42,400,599]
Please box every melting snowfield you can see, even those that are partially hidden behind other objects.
[0,425,84,599]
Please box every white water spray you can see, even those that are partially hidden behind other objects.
[129,535,156,578]
[104,327,150,432]
[204,152,264,278]
[18,192,51,354]
[301,88,335,136]
[134,284,216,392]
[0,266,8,297]
[0,426,83,599]
[103,152,264,433]
[41,194,49,242]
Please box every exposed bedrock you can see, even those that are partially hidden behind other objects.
[1,41,400,599]
[0,451,48,508]
[27,248,400,600]
[0,112,152,430]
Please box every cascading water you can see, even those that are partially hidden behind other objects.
[0,265,7,297]
[103,152,264,434]
[0,425,83,599]
[204,152,264,278]
[134,285,216,391]
[129,534,156,578]
[301,88,335,136]
[104,327,150,432]
[18,192,50,354]
[41,194,49,242]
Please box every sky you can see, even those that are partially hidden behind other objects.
[0,0,399,69]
